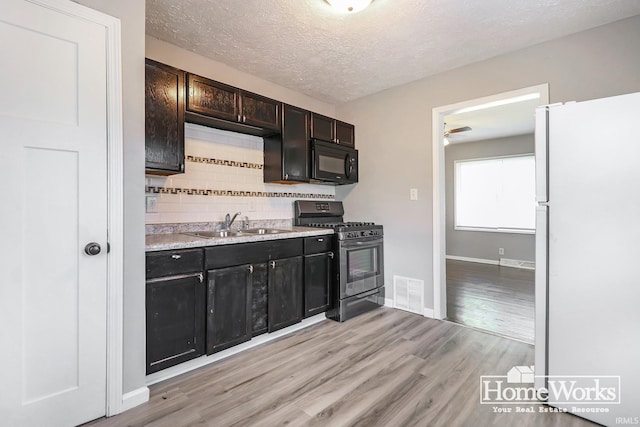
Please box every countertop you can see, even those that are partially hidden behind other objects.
[146,226,333,252]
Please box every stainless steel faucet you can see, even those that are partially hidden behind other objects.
[224,212,241,229]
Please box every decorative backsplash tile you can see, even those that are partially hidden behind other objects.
[186,155,263,170]
[145,124,335,224]
[145,185,334,199]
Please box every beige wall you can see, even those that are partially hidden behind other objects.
[336,15,640,309]
[146,37,336,117]
[445,134,535,262]
[74,0,147,394]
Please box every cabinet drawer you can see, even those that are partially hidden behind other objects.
[303,235,333,254]
[205,238,302,270]
[146,249,204,279]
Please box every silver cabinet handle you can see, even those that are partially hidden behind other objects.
[249,265,254,273]
[317,238,324,242]
[237,114,241,122]
[242,115,246,122]
[336,138,340,144]
[328,252,334,259]
[171,254,182,260]
[284,173,289,180]
[146,272,203,284]
[269,261,276,269]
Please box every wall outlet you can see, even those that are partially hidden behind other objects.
[498,248,505,255]
[146,195,158,213]
[410,188,418,201]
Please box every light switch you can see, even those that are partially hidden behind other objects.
[146,196,158,213]
[410,188,418,201]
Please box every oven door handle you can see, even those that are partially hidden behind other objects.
[340,238,384,248]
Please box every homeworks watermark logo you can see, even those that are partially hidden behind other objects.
[480,366,621,405]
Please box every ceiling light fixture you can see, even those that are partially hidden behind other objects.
[453,93,541,115]
[325,0,373,14]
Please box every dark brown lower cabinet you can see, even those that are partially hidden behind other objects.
[146,272,205,374]
[251,262,269,337]
[304,252,332,317]
[206,264,253,355]
[268,256,303,332]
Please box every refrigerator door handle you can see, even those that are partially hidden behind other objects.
[534,205,549,393]
[535,106,549,203]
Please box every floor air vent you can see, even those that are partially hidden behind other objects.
[393,275,424,315]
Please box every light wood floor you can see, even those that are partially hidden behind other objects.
[86,308,596,427]
[446,259,535,344]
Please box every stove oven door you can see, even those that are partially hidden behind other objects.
[339,237,384,298]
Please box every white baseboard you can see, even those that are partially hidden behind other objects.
[384,298,394,307]
[447,255,535,270]
[145,313,327,386]
[499,258,536,270]
[120,386,149,412]
[446,255,499,265]
[423,308,434,318]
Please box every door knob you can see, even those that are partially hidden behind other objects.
[84,242,101,256]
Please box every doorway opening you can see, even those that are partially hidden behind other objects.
[431,84,549,342]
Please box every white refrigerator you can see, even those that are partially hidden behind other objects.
[535,92,640,426]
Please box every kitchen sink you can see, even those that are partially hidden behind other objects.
[182,228,290,239]
[243,228,289,234]
[183,230,244,238]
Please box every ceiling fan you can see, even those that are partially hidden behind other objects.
[444,125,472,137]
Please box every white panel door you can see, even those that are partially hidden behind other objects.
[0,1,108,425]
[547,92,640,425]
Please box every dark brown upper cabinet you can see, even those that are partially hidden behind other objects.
[335,120,355,148]
[145,59,185,175]
[310,113,334,143]
[311,113,355,148]
[264,104,311,184]
[241,91,281,130]
[186,74,238,122]
[185,73,281,136]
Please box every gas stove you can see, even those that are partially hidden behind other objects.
[294,200,385,322]
[305,221,383,240]
[294,201,383,240]
[306,221,375,228]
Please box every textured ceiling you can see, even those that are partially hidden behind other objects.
[146,0,640,104]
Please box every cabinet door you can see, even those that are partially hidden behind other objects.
[146,273,205,374]
[335,120,355,148]
[251,262,269,337]
[282,104,310,182]
[145,59,185,175]
[304,252,332,317]
[186,74,239,122]
[240,91,281,131]
[268,256,303,332]
[206,265,252,354]
[263,104,310,183]
[310,113,335,143]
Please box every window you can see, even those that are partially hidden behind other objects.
[454,155,535,233]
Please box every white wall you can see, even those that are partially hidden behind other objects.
[445,134,535,262]
[336,15,640,310]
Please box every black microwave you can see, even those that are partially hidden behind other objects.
[311,140,358,185]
